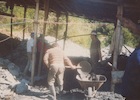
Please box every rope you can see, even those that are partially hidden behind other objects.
[0,15,107,25]
[0,15,33,21]
[0,24,30,43]
[0,15,111,26]
[0,21,33,27]
[47,33,91,44]
[123,45,132,54]
[0,36,11,43]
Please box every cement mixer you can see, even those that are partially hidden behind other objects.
[76,61,107,100]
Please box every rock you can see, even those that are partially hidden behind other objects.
[3,59,11,66]
[7,63,20,77]
[0,58,4,66]
[4,69,17,83]
[0,89,14,100]
[15,82,28,94]
[21,79,30,84]
[34,75,47,82]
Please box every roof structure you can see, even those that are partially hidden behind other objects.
[0,0,140,24]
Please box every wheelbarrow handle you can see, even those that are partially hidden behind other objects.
[65,66,82,69]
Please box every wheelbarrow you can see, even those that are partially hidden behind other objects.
[76,61,107,100]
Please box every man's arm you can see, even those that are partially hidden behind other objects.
[99,50,102,62]
[31,39,34,59]
[43,51,49,68]
[98,41,102,62]
[64,55,76,69]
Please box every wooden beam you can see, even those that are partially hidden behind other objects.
[111,4,123,92]
[55,13,60,42]
[38,0,50,76]
[10,9,13,37]
[112,5,123,70]
[90,0,140,8]
[0,1,6,3]
[124,8,140,13]
[89,0,117,5]
[63,13,68,50]
[23,6,27,40]
[31,0,40,85]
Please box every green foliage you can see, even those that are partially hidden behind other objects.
[96,23,140,48]
[123,28,140,47]
[1,5,140,49]
[0,3,7,12]
[95,23,115,47]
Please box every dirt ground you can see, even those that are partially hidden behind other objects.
[0,63,125,100]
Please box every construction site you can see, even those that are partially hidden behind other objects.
[0,0,140,100]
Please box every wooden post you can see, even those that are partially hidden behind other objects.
[55,13,60,42]
[38,0,50,76]
[111,4,123,92]
[10,5,14,52]
[23,6,27,40]
[63,13,68,50]
[112,5,123,70]
[10,8,13,37]
[31,0,39,85]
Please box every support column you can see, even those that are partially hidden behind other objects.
[63,13,68,50]
[31,0,40,85]
[10,7,13,37]
[23,6,27,40]
[111,4,123,92]
[10,4,14,52]
[112,5,123,70]
[38,0,50,76]
[55,13,60,42]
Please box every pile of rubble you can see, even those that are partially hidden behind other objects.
[0,58,25,99]
[0,58,51,100]
[0,58,125,100]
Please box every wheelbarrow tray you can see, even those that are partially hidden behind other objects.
[76,75,106,90]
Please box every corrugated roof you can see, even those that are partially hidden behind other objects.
[1,0,140,24]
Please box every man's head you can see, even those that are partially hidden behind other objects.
[30,32,34,38]
[39,34,43,38]
[51,43,59,48]
[91,30,97,35]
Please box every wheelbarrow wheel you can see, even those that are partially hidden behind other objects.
[84,87,93,100]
